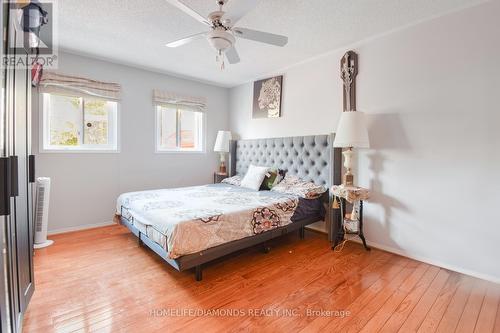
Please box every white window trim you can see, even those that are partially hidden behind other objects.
[154,103,206,154]
[39,93,121,154]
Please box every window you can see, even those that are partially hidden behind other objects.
[156,104,204,152]
[41,93,118,152]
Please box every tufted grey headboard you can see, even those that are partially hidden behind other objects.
[229,134,342,189]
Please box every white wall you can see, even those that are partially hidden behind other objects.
[33,52,229,233]
[229,1,500,282]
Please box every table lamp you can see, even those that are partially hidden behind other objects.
[213,130,232,174]
[333,111,370,186]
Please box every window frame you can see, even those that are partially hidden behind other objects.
[154,103,206,154]
[39,92,120,154]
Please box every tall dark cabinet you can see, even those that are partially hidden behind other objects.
[1,2,36,332]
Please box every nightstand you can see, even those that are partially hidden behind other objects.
[213,172,228,183]
[331,185,371,251]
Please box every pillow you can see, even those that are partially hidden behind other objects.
[271,174,327,199]
[240,165,269,191]
[260,169,279,190]
[221,175,242,186]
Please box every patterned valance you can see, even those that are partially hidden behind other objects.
[153,89,207,112]
[39,72,121,100]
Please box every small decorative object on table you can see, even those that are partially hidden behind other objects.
[214,172,228,184]
[331,184,371,251]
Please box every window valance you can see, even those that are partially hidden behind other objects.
[153,89,207,112]
[39,72,121,100]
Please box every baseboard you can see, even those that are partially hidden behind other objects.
[350,238,500,284]
[48,221,115,235]
[305,225,327,233]
[305,221,327,234]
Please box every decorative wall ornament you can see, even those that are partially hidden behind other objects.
[252,75,283,118]
[340,51,358,111]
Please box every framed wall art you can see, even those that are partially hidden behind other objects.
[252,75,283,118]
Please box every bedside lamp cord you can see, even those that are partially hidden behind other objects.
[333,195,349,252]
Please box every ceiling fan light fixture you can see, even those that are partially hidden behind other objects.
[207,30,235,52]
[164,0,288,68]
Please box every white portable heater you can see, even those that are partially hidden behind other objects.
[34,177,53,249]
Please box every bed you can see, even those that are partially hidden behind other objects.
[117,134,342,281]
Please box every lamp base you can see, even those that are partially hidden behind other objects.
[343,173,354,186]
[219,162,227,174]
[342,148,354,186]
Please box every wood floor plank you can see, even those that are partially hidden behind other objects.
[417,271,463,333]
[225,256,382,330]
[396,268,450,332]
[379,265,441,333]
[307,257,414,332]
[332,260,418,333]
[276,251,391,332]
[358,262,430,333]
[230,247,394,333]
[128,244,376,333]
[474,283,500,333]
[455,280,488,333]
[435,275,476,333]
[297,253,410,333]
[22,225,500,333]
[494,302,500,333]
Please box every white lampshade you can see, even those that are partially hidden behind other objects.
[213,130,232,152]
[333,111,370,148]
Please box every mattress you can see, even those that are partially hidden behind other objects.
[117,184,324,258]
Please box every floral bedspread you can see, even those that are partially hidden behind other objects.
[116,184,299,259]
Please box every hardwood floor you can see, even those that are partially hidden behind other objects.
[24,224,500,333]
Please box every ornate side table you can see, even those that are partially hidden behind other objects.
[331,185,371,251]
[213,172,228,183]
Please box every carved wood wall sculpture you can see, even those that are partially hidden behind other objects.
[340,51,358,111]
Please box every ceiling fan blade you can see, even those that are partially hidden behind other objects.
[233,28,288,47]
[166,32,207,48]
[165,0,211,26]
[225,46,240,64]
[223,0,259,26]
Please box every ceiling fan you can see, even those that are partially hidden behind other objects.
[165,0,288,69]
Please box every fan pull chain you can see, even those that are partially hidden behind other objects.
[216,49,225,70]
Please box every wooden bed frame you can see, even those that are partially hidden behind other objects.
[119,134,342,281]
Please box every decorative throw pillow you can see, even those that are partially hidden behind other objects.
[221,175,242,186]
[240,165,269,191]
[271,174,327,199]
[260,168,279,190]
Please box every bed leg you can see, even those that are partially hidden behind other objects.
[195,265,202,281]
[299,226,305,239]
[138,232,143,247]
